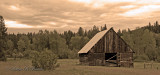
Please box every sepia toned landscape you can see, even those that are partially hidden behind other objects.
[0,0,160,75]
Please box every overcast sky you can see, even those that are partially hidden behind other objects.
[0,0,160,33]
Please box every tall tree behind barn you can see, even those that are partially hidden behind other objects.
[78,28,134,67]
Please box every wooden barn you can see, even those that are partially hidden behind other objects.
[78,28,134,67]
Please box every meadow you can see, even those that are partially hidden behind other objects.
[0,59,160,75]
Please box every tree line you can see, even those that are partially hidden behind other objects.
[118,21,160,62]
[0,15,108,60]
[1,15,160,62]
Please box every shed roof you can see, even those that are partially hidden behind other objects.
[78,29,108,54]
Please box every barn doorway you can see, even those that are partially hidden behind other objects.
[105,53,117,66]
[105,53,117,60]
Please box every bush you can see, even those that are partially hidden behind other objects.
[140,54,149,61]
[0,50,7,61]
[134,54,149,62]
[32,50,59,70]
[23,50,38,59]
[133,55,138,61]
[68,49,79,59]
[17,52,23,59]
[146,50,157,61]
[57,48,70,59]
[157,57,160,62]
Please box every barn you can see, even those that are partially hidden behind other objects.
[78,28,134,67]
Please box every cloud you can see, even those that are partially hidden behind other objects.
[49,22,56,25]
[0,0,160,33]
[120,5,136,9]
[5,20,33,28]
[68,0,136,8]
[60,24,68,28]
[120,5,160,17]
[9,5,20,11]
[5,20,52,28]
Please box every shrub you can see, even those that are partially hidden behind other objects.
[23,50,38,59]
[68,49,79,59]
[12,49,18,60]
[0,50,7,61]
[146,50,157,61]
[32,50,59,70]
[57,48,70,59]
[17,52,23,59]
[134,54,149,62]
[157,57,160,62]
[133,55,138,61]
[140,54,149,61]
[23,50,31,59]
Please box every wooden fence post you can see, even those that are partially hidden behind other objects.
[144,62,145,69]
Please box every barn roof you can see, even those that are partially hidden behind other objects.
[78,29,108,54]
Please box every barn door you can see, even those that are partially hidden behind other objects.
[118,53,133,67]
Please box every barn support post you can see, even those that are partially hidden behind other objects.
[117,52,120,67]
[104,35,106,52]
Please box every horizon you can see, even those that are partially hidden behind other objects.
[1,0,160,33]
[6,21,158,34]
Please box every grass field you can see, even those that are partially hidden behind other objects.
[0,59,160,75]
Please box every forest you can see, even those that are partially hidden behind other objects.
[1,15,160,63]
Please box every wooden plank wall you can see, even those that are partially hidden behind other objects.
[104,29,132,53]
[79,53,89,65]
[119,53,134,67]
[88,53,105,66]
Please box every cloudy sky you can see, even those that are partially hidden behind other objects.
[0,0,160,33]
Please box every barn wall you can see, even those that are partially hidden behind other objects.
[79,53,89,65]
[104,29,132,53]
[88,52,105,66]
[117,53,134,67]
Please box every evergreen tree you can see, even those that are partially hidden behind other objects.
[149,22,151,26]
[0,16,7,61]
[117,29,122,36]
[77,27,84,36]
[155,21,159,26]
[101,24,107,31]
[103,24,107,30]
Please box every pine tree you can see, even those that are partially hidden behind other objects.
[0,16,7,61]
[104,24,107,30]
[77,27,84,36]
[155,21,159,26]
[101,24,107,31]
[117,29,122,36]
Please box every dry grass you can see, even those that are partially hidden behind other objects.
[0,59,160,75]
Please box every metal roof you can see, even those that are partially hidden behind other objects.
[78,30,108,54]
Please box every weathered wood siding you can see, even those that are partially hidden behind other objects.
[90,29,132,53]
[104,29,132,53]
[88,52,105,66]
[79,53,89,65]
[79,28,134,67]
[119,53,133,67]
